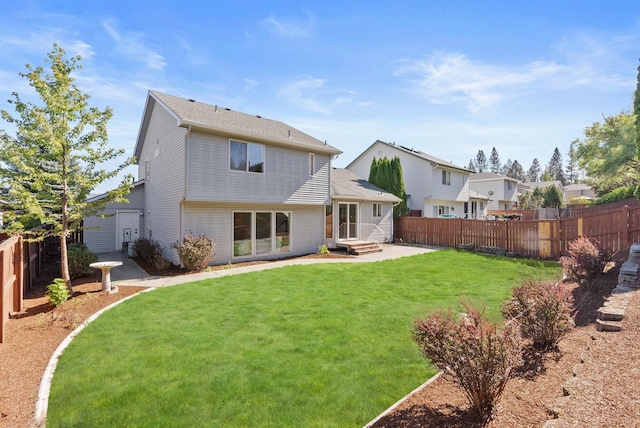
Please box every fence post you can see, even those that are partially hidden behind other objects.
[553,218,561,259]
[14,236,23,312]
[622,205,629,252]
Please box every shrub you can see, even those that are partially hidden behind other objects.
[47,278,70,308]
[412,301,523,419]
[152,254,172,271]
[560,236,608,289]
[67,243,98,279]
[502,280,574,351]
[134,237,162,263]
[176,232,216,271]
[318,244,329,255]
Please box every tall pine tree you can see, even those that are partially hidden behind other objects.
[526,158,541,182]
[489,147,501,173]
[475,150,488,172]
[547,148,566,185]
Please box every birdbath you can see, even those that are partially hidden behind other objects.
[90,261,123,294]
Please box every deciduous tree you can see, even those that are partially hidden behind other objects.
[0,45,134,293]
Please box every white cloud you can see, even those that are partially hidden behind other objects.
[259,13,314,39]
[102,21,167,70]
[278,77,351,114]
[394,52,564,113]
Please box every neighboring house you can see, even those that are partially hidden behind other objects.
[83,181,145,253]
[468,190,490,219]
[526,181,597,205]
[469,172,519,211]
[563,183,597,203]
[346,140,471,218]
[327,168,400,248]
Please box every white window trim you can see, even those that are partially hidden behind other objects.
[309,153,315,176]
[232,210,292,258]
[229,139,265,174]
[373,202,382,218]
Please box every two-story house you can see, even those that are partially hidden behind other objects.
[469,172,519,211]
[83,91,398,263]
[346,140,471,218]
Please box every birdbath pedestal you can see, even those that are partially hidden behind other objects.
[90,261,123,294]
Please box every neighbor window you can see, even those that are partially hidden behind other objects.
[442,170,451,185]
[309,153,315,176]
[373,203,382,218]
[230,140,264,173]
[507,181,513,190]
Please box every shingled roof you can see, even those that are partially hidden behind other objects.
[330,168,401,202]
[134,91,341,160]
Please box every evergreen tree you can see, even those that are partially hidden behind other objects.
[489,147,501,173]
[565,140,580,184]
[467,159,476,172]
[390,157,408,216]
[547,148,566,185]
[542,185,564,208]
[540,169,554,182]
[0,45,134,293]
[509,160,525,181]
[526,158,541,182]
[499,159,513,176]
[368,156,408,217]
[635,58,640,165]
[475,150,488,172]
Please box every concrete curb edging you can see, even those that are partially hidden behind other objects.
[363,371,443,427]
[34,287,156,425]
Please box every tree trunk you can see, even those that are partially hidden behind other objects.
[59,235,73,295]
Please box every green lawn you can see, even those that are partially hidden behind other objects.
[47,250,560,427]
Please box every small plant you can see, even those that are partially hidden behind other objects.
[67,242,98,279]
[560,236,608,289]
[176,232,216,271]
[502,280,574,351]
[318,244,330,255]
[46,278,70,318]
[134,237,162,263]
[412,300,523,419]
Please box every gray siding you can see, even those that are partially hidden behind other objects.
[183,202,324,265]
[83,184,145,253]
[347,141,431,213]
[186,132,331,205]
[139,102,187,264]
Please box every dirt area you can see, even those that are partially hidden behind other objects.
[1,255,639,428]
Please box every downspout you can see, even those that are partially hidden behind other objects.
[390,200,401,243]
[179,125,192,261]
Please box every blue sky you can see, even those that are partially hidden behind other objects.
[1,1,639,193]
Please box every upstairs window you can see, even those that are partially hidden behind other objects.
[309,153,315,176]
[442,170,451,185]
[230,140,264,173]
[507,181,513,190]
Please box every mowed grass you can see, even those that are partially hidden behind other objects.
[47,250,560,427]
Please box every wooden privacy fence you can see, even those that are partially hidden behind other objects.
[394,205,640,260]
[1,236,23,343]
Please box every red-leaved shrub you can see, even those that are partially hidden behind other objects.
[412,301,523,419]
[560,236,608,289]
[176,232,216,271]
[502,280,574,351]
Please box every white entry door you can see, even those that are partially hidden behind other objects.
[116,211,140,251]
